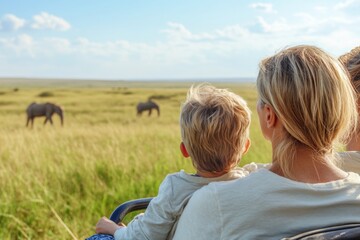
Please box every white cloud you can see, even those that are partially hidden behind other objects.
[162,22,192,39]
[0,6,359,79]
[256,17,291,33]
[0,12,71,32]
[75,37,110,56]
[1,36,73,58]
[2,17,357,64]
[314,5,327,12]
[255,10,359,36]
[216,25,249,39]
[44,38,72,54]
[250,3,276,13]
[0,14,25,31]
[294,13,316,25]
[0,34,35,56]
[31,12,71,31]
[334,0,356,10]
[17,34,33,45]
[162,22,218,43]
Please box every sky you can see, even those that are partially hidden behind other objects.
[0,0,359,80]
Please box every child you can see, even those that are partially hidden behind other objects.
[87,84,266,240]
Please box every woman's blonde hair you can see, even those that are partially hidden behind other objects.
[180,84,251,173]
[257,45,358,177]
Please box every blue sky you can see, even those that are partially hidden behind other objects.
[0,0,359,80]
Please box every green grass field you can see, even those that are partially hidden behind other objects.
[0,79,271,239]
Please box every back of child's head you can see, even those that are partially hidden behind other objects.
[180,84,251,173]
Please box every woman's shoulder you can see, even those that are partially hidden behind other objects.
[338,151,360,159]
[203,168,273,193]
[241,162,271,172]
[337,151,360,174]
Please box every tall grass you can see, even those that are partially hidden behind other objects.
[0,81,271,239]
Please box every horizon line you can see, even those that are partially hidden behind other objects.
[0,76,256,82]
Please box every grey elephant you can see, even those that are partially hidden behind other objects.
[136,100,160,117]
[26,102,64,127]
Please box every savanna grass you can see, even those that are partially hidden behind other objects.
[0,80,271,239]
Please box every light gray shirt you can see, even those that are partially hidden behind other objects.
[172,169,360,240]
[338,151,360,174]
[114,163,268,240]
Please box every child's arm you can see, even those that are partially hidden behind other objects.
[109,175,177,240]
[95,217,125,235]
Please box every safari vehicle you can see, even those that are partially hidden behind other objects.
[109,197,360,240]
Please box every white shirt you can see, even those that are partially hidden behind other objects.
[114,163,268,240]
[172,168,360,240]
[338,151,360,174]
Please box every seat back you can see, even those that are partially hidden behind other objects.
[282,223,360,240]
[109,197,153,223]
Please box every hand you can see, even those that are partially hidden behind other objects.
[95,216,125,235]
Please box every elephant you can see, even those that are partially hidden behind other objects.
[26,102,64,127]
[136,100,160,117]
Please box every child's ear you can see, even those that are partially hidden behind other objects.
[180,142,190,158]
[242,139,251,155]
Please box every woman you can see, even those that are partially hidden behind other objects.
[172,45,360,239]
[338,47,360,173]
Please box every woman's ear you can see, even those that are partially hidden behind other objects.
[180,142,190,158]
[264,104,277,128]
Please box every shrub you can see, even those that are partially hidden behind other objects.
[38,91,54,97]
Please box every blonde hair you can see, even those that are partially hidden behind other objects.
[257,45,358,177]
[180,84,251,173]
[339,46,360,98]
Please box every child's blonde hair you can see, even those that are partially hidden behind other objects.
[257,45,358,177]
[180,84,251,173]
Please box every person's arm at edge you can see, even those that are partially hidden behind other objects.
[113,175,176,240]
